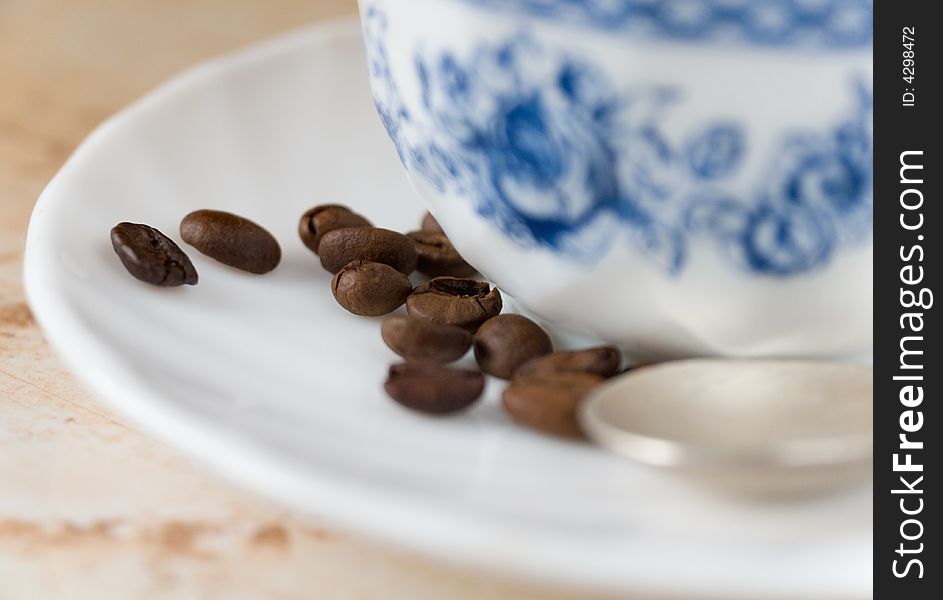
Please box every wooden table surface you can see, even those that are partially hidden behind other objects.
[0,2,618,598]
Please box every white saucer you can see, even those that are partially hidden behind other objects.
[24,18,871,599]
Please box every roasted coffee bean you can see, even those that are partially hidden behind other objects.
[502,372,604,438]
[110,222,198,287]
[406,277,502,332]
[473,314,553,379]
[298,204,372,254]
[381,315,472,363]
[515,346,622,379]
[180,210,281,274]
[318,227,417,275]
[421,211,444,234]
[407,230,476,277]
[331,260,412,316]
[385,362,484,414]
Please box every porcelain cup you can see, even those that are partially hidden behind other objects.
[358,0,873,361]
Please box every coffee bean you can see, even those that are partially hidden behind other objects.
[110,222,198,287]
[406,277,502,332]
[298,204,372,254]
[381,315,472,363]
[331,260,412,316]
[502,372,603,438]
[473,314,553,379]
[318,227,417,275]
[385,362,484,414]
[180,210,281,274]
[421,211,444,234]
[515,346,622,379]
[407,230,476,277]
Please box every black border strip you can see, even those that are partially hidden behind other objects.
[874,1,937,596]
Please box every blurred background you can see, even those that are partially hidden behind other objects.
[0,2,612,598]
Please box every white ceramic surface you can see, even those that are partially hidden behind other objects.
[359,0,873,361]
[24,19,871,599]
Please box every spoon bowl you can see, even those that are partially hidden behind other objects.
[580,359,873,497]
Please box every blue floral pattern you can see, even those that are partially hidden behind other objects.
[363,6,872,276]
[459,0,873,49]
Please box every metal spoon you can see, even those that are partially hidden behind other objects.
[579,359,872,497]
